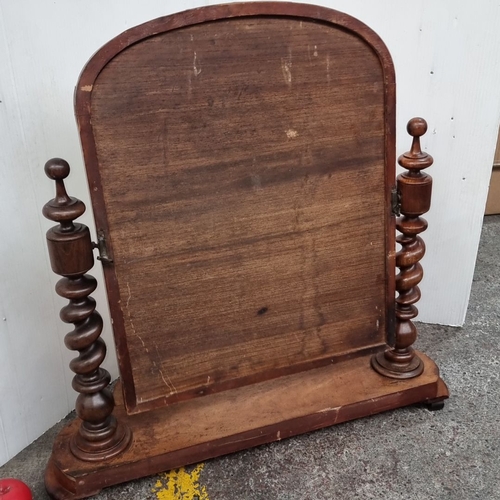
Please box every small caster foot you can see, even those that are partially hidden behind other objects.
[425,399,445,411]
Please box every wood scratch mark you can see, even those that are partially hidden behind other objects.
[125,283,147,350]
[193,51,202,76]
[221,435,260,447]
[332,409,339,425]
[326,54,330,84]
[80,84,93,92]
[286,128,298,139]
[125,283,132,311]
[318,406,341,414]
[158,369,175,394]
[276,430,281,441]
[153,341,177,394]
[281,48,292,87]
[187,73,192,99]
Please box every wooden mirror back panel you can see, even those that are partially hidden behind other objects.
[76,4,396,414]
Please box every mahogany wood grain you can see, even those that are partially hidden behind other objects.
[75,4,396,414]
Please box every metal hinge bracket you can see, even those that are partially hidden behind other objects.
[391,187,401,216]
[93,230,114,264]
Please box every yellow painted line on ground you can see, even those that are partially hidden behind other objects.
[152,463,210,500]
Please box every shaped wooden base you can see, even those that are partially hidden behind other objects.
[45,350,448,499]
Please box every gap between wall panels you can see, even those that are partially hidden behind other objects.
[485,129,500,215]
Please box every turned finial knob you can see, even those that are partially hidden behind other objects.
[43,158,85,229]
[45,157,70,181]
[399,117,433,172]
[407,117,427,138]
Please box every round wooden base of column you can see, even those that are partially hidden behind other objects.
[371,350,424,379]
[70,420,132,462]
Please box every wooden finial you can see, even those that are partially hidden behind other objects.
[399,118,433,173]
[372,118,433,379]
[43,158,86,232]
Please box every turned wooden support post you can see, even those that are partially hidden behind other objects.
[372,118,433,379]
[43,158,131,461]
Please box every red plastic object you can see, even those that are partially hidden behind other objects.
[0,479,32,500]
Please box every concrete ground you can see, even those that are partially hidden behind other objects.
[2,216,499,499]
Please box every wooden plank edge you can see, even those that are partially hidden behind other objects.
[124,343,387,414]
[44,358,447,499]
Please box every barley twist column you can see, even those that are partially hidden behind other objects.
[372,118,433,379]
[43,158,131,461]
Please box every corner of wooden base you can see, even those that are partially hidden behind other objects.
[436,375,450,399]
[425,374,450,405]
[413,351,449,403]
[45,456,100,500]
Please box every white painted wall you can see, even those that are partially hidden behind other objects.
[1,0,499,465]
